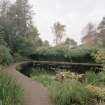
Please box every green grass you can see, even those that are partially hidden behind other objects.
[0,71,23,105]
[31,69,105,105]
[84,71,105,86]
[49,80,96,105]
[31,69,55,87]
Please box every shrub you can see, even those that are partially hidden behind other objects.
[31,69,55,87]
[49,80,96,105]
[86,85,105,101]
[13,53,29,62]
[95,49,105,71]
[0,45,13,65]
[84,71,105,86]
[55,71,84,82]
[13,36,35,57]
[32,74,53,87]
[31,46,98,63]
[84,71,98,85]
[0,71,23,105]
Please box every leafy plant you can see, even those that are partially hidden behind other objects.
[49,80,96,105]
[0,45,13,65]
[84,71,105,86]
[31,46,98,63]
[31,69,55,87]
[0,71,23,105]
[95,49,105,71]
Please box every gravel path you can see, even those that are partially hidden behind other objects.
[6,64,52,105]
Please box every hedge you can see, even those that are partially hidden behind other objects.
[30,46,98,63]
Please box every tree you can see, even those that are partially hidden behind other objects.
[97,17,105,47]
[12,36,35,56]
[27,24,40,44]
[0,25,7,46]
[0,0,40,51]
[0,0,12,46]
[52,22,66,45]
[0,0,10,17]
[64,38,77,48]
[81,22,97,47]
[14,0,32,37]
[98,17,105,34]
[43,40,50,47]
[7,0,40,47]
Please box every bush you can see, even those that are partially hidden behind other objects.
[13,53,29,62]
[0,45,13,65]
[31,69,55,87]
[31,46,98,63]
[84,71,98,85]
[86,84,105,101]
[95,49,105,71]
[13,36,35,57]
[32,74,54,87]
[0,71,23,105]
[84,71,105,86]
[49,80,96,105]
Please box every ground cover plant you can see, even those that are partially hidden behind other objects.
[30,67,105,105]
[49,80,97,105]
[0,71,23,105]
[31,68,56,87]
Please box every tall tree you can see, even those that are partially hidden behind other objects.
[64,38,77,48]
[97,17,105,47]
[52,22,66,45]
[43,40,50,47]
[0,25,7,46]
[81,22,97,47]
[0,0,12,46]
[0,0,10,17]
[11,0,39,43]
[0,0,41,56]
[9,0,32,37]
[98,17,105,34]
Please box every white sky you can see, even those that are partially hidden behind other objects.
[29,0,105,45]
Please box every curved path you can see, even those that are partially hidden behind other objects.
[6,63,52,105]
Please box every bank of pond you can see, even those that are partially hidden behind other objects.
[18,63,105,105]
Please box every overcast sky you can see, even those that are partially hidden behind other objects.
[30,0,105,45]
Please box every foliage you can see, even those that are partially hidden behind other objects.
[0,45,13,65]
[29,67,105,105]
[12,36,35,56]
[13,53,28,62]
[86,84,105,101]
[0,71,23,105]
[84,71,105,86]
[81,20,105,47]
[81,22,97,47]
[0,25,7,46]
[84,71,98,85]
[98,17,105,47]
[31,69,55,87]
[42,40,50,47]
[52,22,66,45]
[63,37,77,48]
[49,80,96,105]
[95,49,105,64]
[0,0,41,61]
[55,71,84,82]
[31,46,98,63]
[95,49,105,71]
